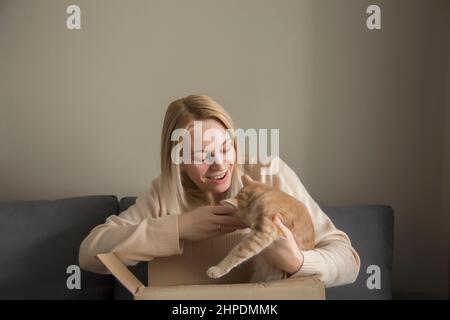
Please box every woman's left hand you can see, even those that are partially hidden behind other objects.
[261,215,304,275]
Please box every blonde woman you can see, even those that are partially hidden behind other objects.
[78,95,360,287]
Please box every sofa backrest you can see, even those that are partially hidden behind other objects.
[0,196,117,299]
[0,195,393,300]
[117,198,394,300]
[323,205,394,300]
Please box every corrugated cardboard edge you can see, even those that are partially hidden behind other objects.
[97,253,144,295]
[135,276,325,300]
[97,252,326,300]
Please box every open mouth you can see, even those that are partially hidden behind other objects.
[205,170,228,181]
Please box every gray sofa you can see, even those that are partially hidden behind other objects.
[0,195,394,300]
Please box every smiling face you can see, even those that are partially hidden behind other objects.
[181,118,236,196]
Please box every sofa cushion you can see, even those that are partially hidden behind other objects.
[323,205,394,300]
[0,195,117,299]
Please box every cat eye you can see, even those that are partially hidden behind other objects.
[240,192,248,200]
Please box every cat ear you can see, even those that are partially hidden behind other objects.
[241,174,254,187]
[220,198,238,209]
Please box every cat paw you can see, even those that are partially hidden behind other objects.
[207,266,225,279]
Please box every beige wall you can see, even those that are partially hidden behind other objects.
[445,55,450,298]
[447,62,450,298]
[1,0,449,298]
[444,6,450,298]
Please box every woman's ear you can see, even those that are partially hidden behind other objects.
[220,198,238,209]
[241,174,254,187]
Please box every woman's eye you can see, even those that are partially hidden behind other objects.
[223,141,233,152]
[193,152,206,162]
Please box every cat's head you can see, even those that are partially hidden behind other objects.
[220,174,272,223]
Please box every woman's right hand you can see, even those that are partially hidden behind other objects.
[178,205,247,241]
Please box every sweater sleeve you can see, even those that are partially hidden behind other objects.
[274,158,361,288]
[78,178,183,274]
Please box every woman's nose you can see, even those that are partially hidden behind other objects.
[208,154,228,169]
[209,164,227,172]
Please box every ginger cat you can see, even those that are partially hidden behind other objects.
[206,174,315,281]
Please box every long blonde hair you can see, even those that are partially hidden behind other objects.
[160,95,243,214]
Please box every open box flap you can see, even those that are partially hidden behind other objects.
[97,253,145,295]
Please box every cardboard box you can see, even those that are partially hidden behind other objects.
[97,230,325,300]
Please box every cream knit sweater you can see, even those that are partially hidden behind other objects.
[79,158,360,288]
